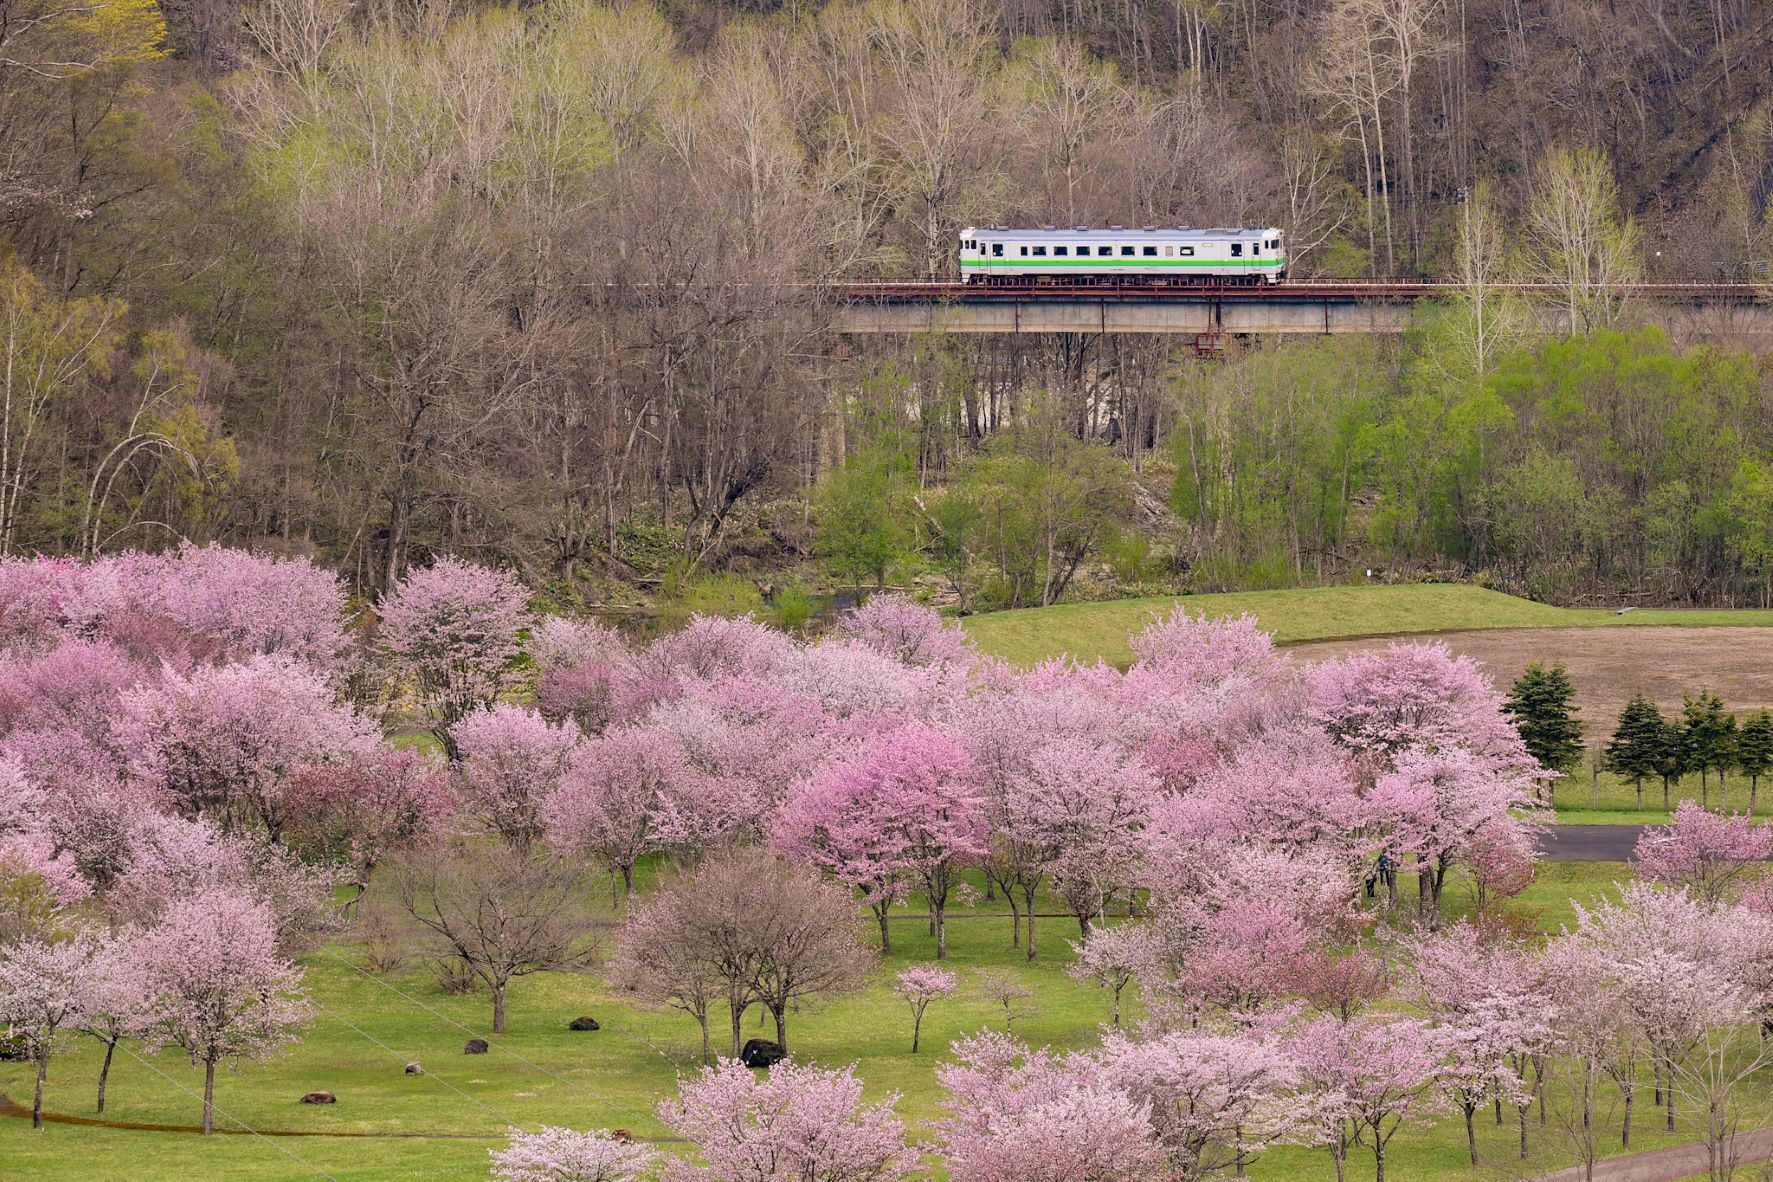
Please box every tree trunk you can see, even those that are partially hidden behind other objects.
[912,1009,924,1054]
[697,1013,711,1065]
[1374,1132,1387,1182]
[203,1058,216,1135]
[770,1003,787,1053]
[491,983,506,1035]
[729,1001,745,1059]
[1022,886,1038,962]
[1519,1101,1530,1159]
[1465,1104,1478,1166]
[1622,1081,1633,1147]
[874,903,892,954]
[33,1052,47,1129]
[97,1037,116,1114]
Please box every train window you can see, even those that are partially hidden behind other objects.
[1120,246,1135,256]
[1142,246,1157,256]
[1098,245,1112,256]
[1231,243,1243,257]
[1179,247,1194,257]
[1054,246,1068,256]
[1251,242,1261,256]
[1032,246,1047,256]
[992,243,1004,257]
[1019,246,1028,256]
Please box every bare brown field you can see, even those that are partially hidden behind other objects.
[1287,626,1773,724]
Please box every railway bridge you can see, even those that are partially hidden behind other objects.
[833,280,1773,339]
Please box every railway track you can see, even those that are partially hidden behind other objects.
[837,280,1772,301]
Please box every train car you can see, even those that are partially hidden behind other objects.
[957,225,1286,285]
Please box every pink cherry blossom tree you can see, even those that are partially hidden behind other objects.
[1288,1013,1444,1182]
[0,931,100,1127]
[893,963,957,1052]
[651,676,827,844]
[143,543,353,667]
[1029,735,1156,944]
[1403,922,1554,1164]
[1067,922,1150,1027]
[1364,746,1541,920]
[1093,1027,1303,1180]
[134,888,311,1133]
[453,704,580,849]
[77,935,151,1115]
[774,721,985,958]
[837,596,977,669]
[530,617,633,736]
[284,747,452,909]
[110,814,337,955]
[1632,801,1773,907]
[1127,607,1288,694]
[943,1083,1167,1182]
[1306,641,1535,772]
[545,726,684,906]
[658,1059,914,1182]
[489,1127,658,1182]
[0,636,139,745]
[115,653,379,840]
[377,556,530,756]
[642,614,793,688]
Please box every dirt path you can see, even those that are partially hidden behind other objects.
[0,1090,499,1139]
[0,1090,683,1142]
[1287,626,1773,724]
[1533,1127,1773,1181]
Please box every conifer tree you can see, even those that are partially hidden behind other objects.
[1605,693,1665,809]
[1736,710,1773,816]
[1653,719,1688,811]
[1680,692,1736,810]
[1504,661,1585,777]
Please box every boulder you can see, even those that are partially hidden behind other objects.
[404,1062,423,1075]
[464,1038,490,1055]
[300,1091,337,1105]
[568,1016,600,1031]
[739,1038,785,1069]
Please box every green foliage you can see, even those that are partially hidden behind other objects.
[1098,524,1154,585]
[766,583,818,632]
[1679,690,1738,781]
[1503,660,1585,775]
[1604,693,1666,806]
[814,444,920,589]
[1170,337,1388,584]
[654,567,764,628]
[939,397,1132,610]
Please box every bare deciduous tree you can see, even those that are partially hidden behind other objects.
[392,843,599,1035]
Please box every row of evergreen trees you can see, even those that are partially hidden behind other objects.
[1502,662,1773,812]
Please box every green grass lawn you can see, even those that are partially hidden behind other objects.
[1547,768,1772,822]
[960,583,1773,668]
[2,864,1700,1182]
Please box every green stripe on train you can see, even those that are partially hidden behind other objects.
[960,258,1286,268]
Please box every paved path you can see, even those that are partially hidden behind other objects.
[1533,1127,1773,1181]
[1537,825,1649,862]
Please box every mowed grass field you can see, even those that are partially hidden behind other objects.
[961,583,1773,668]
[0,866,1685,1182]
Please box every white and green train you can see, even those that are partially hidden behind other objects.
[958,225,1287,285]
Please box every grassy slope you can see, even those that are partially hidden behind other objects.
[961,584,1773,668]
[1,866,1700,1182]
